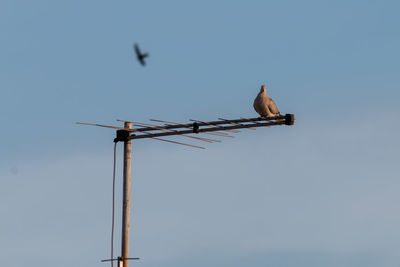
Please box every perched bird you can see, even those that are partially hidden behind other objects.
[253,85,280,118]
[134,43,149,66]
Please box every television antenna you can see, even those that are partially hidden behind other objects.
[77,114,295,267]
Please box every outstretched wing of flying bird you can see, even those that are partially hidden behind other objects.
[134,43,141,56]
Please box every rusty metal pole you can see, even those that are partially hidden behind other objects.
[121,122,133,267]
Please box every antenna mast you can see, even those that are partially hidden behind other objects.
[79,114,295,267]
[121,122,132,267]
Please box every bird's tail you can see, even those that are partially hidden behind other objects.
[142,53,149,58]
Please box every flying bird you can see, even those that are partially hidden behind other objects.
[134,43,149,66]
[253,85,280,118]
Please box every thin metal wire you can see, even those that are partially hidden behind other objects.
[101,258,140,262]
[76,122,139,132]
[151,137,205,149]
[111,142,117,267]
[76,122,123,130]
[134,129,206,149]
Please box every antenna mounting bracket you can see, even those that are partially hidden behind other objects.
[114,130,131,143]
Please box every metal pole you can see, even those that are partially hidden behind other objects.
[121,122,133,267]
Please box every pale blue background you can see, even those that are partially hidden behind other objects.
[1,0,400,266]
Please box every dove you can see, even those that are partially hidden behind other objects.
[253,85,280,118]
[134,43,149,66]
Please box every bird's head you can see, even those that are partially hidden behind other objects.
[260,85,267,94]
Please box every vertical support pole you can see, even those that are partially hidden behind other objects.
[121,122,133,267]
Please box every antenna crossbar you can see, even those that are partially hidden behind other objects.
[129,119,289,140]
[120,115,287,133]
[77,114,295,144]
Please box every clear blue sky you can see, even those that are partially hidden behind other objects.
[1,0,400,266]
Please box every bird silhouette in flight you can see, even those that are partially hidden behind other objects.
[134,43,149,66]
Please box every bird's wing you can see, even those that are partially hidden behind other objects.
[253,95,262,114]
[267,97,280,114]
[254,94,269,116]
[134,44,141,55]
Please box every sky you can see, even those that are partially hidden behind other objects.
[1,0,400,266]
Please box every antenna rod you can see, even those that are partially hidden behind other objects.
[121,122,133,267]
